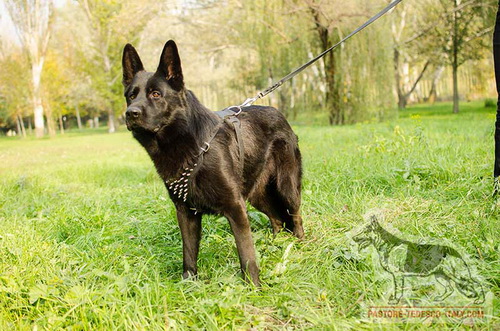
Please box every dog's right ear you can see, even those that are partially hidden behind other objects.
[122,44,144,86]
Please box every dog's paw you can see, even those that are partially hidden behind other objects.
[388,295,401,305]
[182,270,198,280]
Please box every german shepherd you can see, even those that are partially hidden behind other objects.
[353,217,484,303]
[121,40,304,286]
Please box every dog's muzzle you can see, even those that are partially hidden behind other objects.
[126,107,142,119]
[125,107,142,130]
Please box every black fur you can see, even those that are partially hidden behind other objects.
[122,40,304,286]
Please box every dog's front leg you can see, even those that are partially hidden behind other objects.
[175,203,202,279]
[224,200,260,287]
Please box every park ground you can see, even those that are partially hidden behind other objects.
[0,101,499,330]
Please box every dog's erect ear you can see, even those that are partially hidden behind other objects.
[368,215,379,230]
[122,44,144,86]
[157,40,184,91]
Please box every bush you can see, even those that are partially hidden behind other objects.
[484,98,496,108]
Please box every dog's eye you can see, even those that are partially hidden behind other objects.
[151,91,161,99]
[129,94,136,100]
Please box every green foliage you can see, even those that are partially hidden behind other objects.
[417,0,496,66]
[484,98,496,108]
[0,0,497,132]
[77,0,156,120]
[0,52,31,127]
[0,102,498,329]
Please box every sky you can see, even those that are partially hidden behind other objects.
[0,0,17,42]
[0,0,67,44]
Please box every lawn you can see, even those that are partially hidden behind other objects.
[0,101,498,330]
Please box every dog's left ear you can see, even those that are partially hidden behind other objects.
[157,40,184,91]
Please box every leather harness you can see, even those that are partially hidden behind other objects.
[165,107,244,211]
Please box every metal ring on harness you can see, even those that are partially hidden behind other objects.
[200,142,210,153]
[228,105,243,116]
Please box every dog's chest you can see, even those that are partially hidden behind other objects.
[165,164,197,202]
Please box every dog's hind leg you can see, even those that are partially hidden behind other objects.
[250,188,285,236]
[434,273,454,302]
[274,142,304,239]
[175,204,202,279]
[224,199,260,286]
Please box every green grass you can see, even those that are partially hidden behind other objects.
[0,101,498,330]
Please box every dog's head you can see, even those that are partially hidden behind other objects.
[353,216,380,250]
[122,40,185,133]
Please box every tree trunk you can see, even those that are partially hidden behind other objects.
[28,118,32,135]
[453,63,460,114]
[32,58,45,138]
[94,116,100,128]
[309,6,342,125]
[405,61,430,105]
[108,110,116,133]
[452,60,459,113]
[16,114,22,137]
[394,47,430,110]
[18,114,26,138]
[33,97,45,137]
[326,45,341,125]
[428,66,444,104]
[46,107,56,136]
[59,115,65,134]
[76,106,82,130]
[452,0,460,114]
[394,48,407,110]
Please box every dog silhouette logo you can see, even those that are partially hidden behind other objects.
[353,216,484,304]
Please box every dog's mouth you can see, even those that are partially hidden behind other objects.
[126,121,137,131]
[126,118,163,134]
[353,235,370,249]
[126,117,145,132]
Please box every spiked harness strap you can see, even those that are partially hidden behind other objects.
[165,107,244,208]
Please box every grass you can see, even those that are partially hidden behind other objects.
[0,101,498,330]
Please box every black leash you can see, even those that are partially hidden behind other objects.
[231,0,404,109]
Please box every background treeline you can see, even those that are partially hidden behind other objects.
[0,0,497,137]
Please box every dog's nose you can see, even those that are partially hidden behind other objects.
[126,107,141,118]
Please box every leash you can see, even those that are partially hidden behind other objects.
[230,0,404,109]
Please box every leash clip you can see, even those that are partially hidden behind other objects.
[239,96,259,108]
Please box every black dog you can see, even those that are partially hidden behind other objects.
[121,40,304,285]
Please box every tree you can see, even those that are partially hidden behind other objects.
[303,0,362,125]
[5,0,54,137]
[78,0,155,133]
[418,0,496,113]
[0,51,31,137]
[391,2,431,109]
